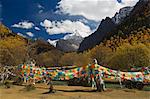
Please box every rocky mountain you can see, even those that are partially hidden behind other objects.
[110,0,150,37]
[56,33,83,52]
[78,17,117,52]
[78,0,150,52]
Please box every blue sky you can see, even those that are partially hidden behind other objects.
[0,0,138,44]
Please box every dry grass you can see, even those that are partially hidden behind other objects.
[0,84,150,99]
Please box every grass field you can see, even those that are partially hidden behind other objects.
[0,83,150,99]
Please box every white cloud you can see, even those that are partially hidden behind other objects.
[40,19,52,28]
[39,10,44,14]
[40,19,92,37]
[12,21,34,29]
[37,4,44,14]
[37,4,44,9]
[35,26,40,31]
[56,0,139,21]
[26,32,34,37]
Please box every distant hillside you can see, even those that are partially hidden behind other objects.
[0,23,62,66]
[0,23,14,38]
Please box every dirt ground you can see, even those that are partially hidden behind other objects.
[0,84,150,99]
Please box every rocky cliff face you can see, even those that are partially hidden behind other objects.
[112,6,133,24]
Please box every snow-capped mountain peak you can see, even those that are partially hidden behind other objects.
[47,39,58,47]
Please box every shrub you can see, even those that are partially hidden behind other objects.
[88,45,113,65]
[108,43,150,69]
[59,52,91,66]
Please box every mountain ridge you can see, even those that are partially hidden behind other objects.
[78,0,150,52]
